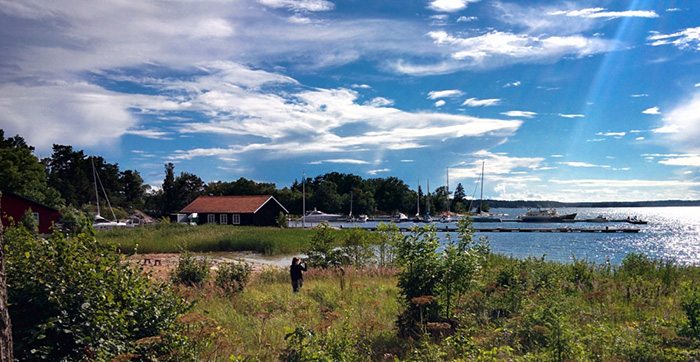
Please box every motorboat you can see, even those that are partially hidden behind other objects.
[303,209,342,223]
[588,215,609,223]
[518,208,577,223]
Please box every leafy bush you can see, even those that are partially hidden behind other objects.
[4,225,193,361]
[171,252,211,286]
[215,261,252,295]
[680,283,700,339]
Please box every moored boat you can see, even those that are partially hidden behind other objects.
[518,208,577,223]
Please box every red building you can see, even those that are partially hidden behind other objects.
[0,191,61,234]
[181,195,288,226]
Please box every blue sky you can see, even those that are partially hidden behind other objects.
[1,0,699,202]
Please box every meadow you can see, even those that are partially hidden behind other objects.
[180,252,700,361]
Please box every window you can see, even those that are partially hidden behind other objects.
[232,214,241,225]
[207,214,216,224]
[32,212,40,225]
[220,214,228,225]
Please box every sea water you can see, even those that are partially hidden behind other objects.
[323,207,700,265]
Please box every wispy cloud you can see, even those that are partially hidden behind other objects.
[504,81,521,88]
[309,159,370,165]
[642,106,661,115]
[434,100,446,107]
[427,89,463,99]
[457,16,477,22]
[631,93,649,98]
[258,0,335,12]
[367,168,391,175]
[648,27,700,51]
[596,131,626,138]
[548,8,658,19]
[427,0,478,13]
[463,98,501,107]
[351,84,372,89]
[559,161,611,168]
[501,110,537,118]
[558,113,584,118]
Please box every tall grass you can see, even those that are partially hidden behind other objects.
[95,224,320,255]
[192,268,401,361]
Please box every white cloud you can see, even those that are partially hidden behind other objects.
[550,178,700,188]
[695,83,700,88]
[400,159,414,163]
[642,106,661,115]
[125,128,172,140]
[428,89,463,99]
[596,131,626,137]
[434,100,446,107]
[654,92,700,152]
[635,136,645,141]
[427,30,614,68]
[501,110,537,118]
[351,84,371,89]
[558,113,584,118]
[309,159,370,165]
[666,8,682,12]
[427,0,478,13]
[457,16,477,22]
[548,8,658,19]
[550,154,564,158]
[364,97,394,107]
[559,161,610,168]
[648,27,700,51]
[659,155,700,167]
[463,98,501,107]
[258,0,335,12]
[504,81,521,88]
[367,168,391,175]
[631,93,649,98]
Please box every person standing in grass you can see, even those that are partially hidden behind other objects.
[290,257,307,293]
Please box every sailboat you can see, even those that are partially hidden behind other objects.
[423,179,433,223]
[470,162,501,223]
[91,158,131,230]
[440,168,453,223]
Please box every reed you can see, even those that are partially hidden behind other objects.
[95,224,320,255]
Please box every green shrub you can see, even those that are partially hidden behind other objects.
[680,283,700,339]
[171,253,211,286]
[215,261,252,295]
[4,225,194,361]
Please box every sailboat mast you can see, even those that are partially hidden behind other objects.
[92,157,101,217]
[427,178,430,216]
[349,191,353,218]
[302,172,306,228]
[479,161,485,213]
[417,179,420,216]
[446,168,450,213]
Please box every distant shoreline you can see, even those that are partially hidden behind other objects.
[484,200,700,208]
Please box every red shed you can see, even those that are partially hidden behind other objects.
[1,191,61,234]
[181,195,288,226]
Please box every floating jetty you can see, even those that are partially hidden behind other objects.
[354,226,640,233]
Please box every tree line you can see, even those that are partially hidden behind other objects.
[1,130,480,219]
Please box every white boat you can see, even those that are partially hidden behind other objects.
[393,213,409,223]
[91,157,133,230]
[303,209,342,223]
[518,208,577,222]
[468,161,502,223]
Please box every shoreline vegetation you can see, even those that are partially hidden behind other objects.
[5,220,700,360]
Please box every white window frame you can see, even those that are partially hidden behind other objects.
[207,214,216,224]
[32,212,40,225]
[220,214,228,225]
[232,214,241,225]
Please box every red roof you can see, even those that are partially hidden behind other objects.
[180,195,288,214]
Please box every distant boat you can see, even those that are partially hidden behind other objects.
[588,215,609,223]
[440,212,453,223]
[303,208,342,223]
[519,208,577,223]
[394,213,409,223]
[626,216,648,225]
[91,157,131,230]
[469,161,502,223]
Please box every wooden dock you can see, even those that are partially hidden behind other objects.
[350,226,640,233]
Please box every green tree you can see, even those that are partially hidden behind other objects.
[0,131,62,208]
[312,180,342,213]
[173,172,205,212]
[120,169,148,209]
[161,163,177,215]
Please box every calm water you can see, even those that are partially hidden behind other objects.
[303,207,700,265]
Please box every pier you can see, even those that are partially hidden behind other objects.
[353,226,640,233]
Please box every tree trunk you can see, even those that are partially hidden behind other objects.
[0,193,14,362]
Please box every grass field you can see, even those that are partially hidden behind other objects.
[95,224,323,255]
[180,254,700,361]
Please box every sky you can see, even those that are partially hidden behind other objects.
[1,0,700,202]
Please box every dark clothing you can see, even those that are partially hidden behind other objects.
[290,263,307,292]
